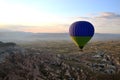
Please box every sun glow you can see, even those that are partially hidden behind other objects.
[0,0,68,27]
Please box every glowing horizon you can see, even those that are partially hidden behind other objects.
[0,0,120,33]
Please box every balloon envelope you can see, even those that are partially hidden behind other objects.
[69,21,94,49]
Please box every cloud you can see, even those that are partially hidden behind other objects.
[71,12,120,33]
[0,24,69,33]
[95,12,120,19]
[0,11,120,33]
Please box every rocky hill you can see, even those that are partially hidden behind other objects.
[0,41,120,80]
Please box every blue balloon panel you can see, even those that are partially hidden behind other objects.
[69,21,94,37]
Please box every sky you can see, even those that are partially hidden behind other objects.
[0,0,120,33]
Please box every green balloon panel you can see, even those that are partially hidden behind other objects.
[71,36,92,49]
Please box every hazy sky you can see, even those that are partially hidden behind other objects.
[0,0,120,33]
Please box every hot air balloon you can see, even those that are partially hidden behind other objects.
[69,21,94,51]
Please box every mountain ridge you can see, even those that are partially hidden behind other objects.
[0,30,120,43]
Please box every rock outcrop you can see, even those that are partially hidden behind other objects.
[0,41,120,80]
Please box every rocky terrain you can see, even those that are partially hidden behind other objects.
[0,41,120,80]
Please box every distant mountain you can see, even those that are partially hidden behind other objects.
[92,33,120,41]
[0,30,120,43]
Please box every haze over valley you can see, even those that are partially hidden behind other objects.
[0,30,120,43]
